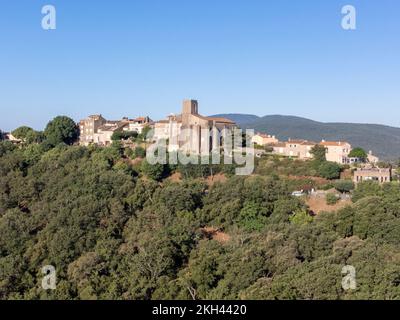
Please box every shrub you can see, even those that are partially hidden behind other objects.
[134,146,146,158]
[111,131,138,141]
[326,193,339,205]
[334,180,355,193]
[289,209,313,225]
[318,162,341,180]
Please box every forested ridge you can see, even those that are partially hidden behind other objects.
[1,126,400,300]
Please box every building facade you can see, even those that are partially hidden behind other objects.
[123,117,152,134]
[252,133,278,146]
[79,115,151,146]
[320,140,352,164]
[272,139,316,159]
[353,167,391,184]
[153,100,237,154]
[79,115,107,146]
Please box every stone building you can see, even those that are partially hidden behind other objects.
[79,114,151,146]
[123,116,152,134]
[93,121,127,146]
[79,115,107,145]
[353,166,391,184]
[252,133,278,146]
[153,100,237,154]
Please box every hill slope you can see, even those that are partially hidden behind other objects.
[212,114,400,160]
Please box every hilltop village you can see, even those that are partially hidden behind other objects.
[1,100,400,300]
[74,99,389,186]
[1,99,394,194]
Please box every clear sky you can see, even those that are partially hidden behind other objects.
[0,0,399,131]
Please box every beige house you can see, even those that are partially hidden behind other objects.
[320,140,351,164]
[271,139,361,165]
[353,166,391,184]
[93,121,128,146]
[367,150,379,164]
[123,116,152,134]
[79,114,151,146]
[272,139,316,159]
[154,100,237,154]
[252,133,278,146]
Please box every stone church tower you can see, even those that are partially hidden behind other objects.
[154,99,237,154]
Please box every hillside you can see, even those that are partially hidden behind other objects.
[212,114,400,160]
[2,139,400,300]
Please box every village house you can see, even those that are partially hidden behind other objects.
[153,100,237,154]
[353,166,391,184]
[93,121,127,146]
[270,139,378,165]
[367,150,380,164]
[79,114,151,146]
[252,133,278,146]
[272,139,316,159]
[320,140,352,164]
[122,116,153,134]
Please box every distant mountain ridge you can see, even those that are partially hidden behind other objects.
[211,114,400,160]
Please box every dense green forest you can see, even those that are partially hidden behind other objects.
[1,119,400,300]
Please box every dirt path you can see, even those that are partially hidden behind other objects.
[305,196,352,215]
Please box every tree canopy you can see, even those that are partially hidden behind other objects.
[0,120,399,300]
[310,144,327,162]
[11,126,34,140]
[44,116,79,146]
[348,147,368,161]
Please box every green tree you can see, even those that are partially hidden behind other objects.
[348,147,368,161]
[140,125,152,140]
[289,209,313,225]
[352,181,383,203]
[134,146,146,158]
[326,193,339,205]
[334,180,355,193]
[141,159,165,181]
[44,116,78,146]
[237,201,266,232]
[111,131,138,141]
[26,130,45,144]
[310,144,327,163]
[0,141,16,156]
[11,126,34,141]
[318,162,341,179]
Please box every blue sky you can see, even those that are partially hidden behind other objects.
[0,0,399,131]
